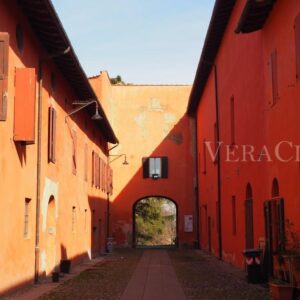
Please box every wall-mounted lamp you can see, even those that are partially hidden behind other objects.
[65,100,102,121]
[109,154,129,165]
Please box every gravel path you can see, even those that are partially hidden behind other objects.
[168,249,270,300]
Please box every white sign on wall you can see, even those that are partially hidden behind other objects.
[184,215,193,232]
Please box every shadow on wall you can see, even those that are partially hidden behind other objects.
[110,115,196,248]
[88,196,108,256]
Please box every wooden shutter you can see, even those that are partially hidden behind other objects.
[142,157,149,178]
[52,108,56,161]
[161,157,168,178]
[295,14,300,80]
[14,68,36,143]
[92,151,95,186]
[0,33,9,121]
[270,50,279,104]
[245,199,254,249]
[96,154,99,188]
[48,107,56,163]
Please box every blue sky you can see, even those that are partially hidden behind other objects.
[51,0,214,84]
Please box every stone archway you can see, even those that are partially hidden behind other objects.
[132,196,178,248]
[46,195,56,275]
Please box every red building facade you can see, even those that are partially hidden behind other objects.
[0,0,117,295]
[188,0,300,277]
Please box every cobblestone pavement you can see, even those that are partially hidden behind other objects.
[169,249,270,300]
[3,249,270,300]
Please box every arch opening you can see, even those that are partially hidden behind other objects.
[133,196,177,248]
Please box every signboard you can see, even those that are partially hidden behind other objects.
[184,215,193,232]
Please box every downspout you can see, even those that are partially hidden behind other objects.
[106,143,119,250]
[34,60,43,283]
[214,64,222,260]
[192,115,200,249]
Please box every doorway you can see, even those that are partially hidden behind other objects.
[46,196,56,275]
[133,197,178,248]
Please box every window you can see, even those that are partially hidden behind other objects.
[269,49,279,105]
[14,68,36,143]
[294,14,300,80]
[230,96,235,145]
[72,206,76,232]
[48,107,56,163]
[24,198,31,238]
[232,196,236,236]
[92,151,95,186]
[72,130,77,175]
[0,32,9,121]
[84,143,88,181]
[142,157,168,179]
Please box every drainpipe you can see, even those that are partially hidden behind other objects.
[213,64,222,260]
[34,60,43,283]
[191,115,200,249]
[106,143,119,250]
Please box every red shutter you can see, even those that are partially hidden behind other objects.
[14,68,36,143]
[48,107,56,163]
[48,107,53,161]
[270,50,279,104]
[84,143,88,182]
[142,158,149,178]
[161,157,168,178]
[92,151,95,186]
[52,108,56,162]
[0,33,9,121]
[295,14,300,80]
[104,163,107,193]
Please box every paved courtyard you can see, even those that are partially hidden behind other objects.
[5,249,270,300]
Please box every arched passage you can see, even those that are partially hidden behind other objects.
[133,196,178,248]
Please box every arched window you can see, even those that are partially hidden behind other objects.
[272,178,279,198]
[245,183,254,249]
[246,183,253,199]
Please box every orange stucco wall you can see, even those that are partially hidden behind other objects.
[195,0,300,269]
[0,0,110,295]
[90,72,196,247]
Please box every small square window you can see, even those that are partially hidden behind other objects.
[142,157,168,179]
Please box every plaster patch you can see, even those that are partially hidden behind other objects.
[40,250,46,272]
[41,177,59,232]
[134,112,146,127]
[150,98,162,111]
[164,113,176,124]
